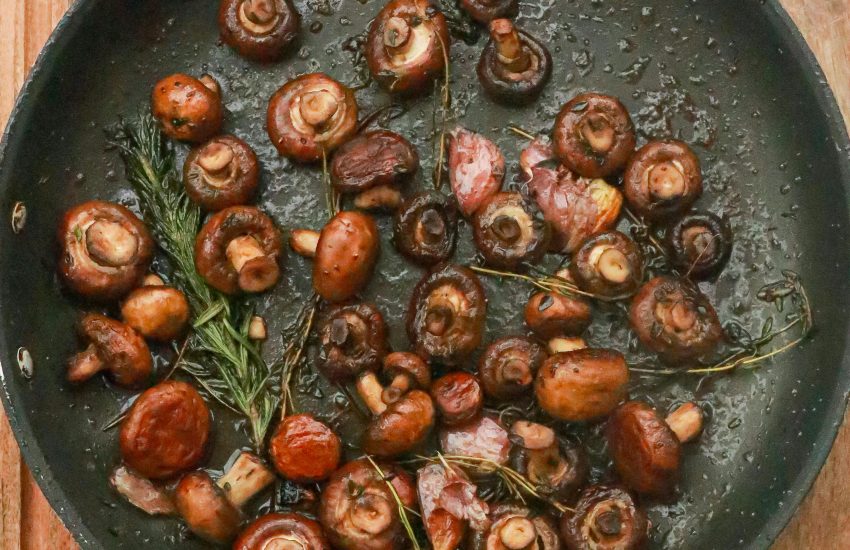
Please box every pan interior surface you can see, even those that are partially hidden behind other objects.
[1,0,849,548]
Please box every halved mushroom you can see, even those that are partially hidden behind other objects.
[218,0,300,62]
[313,211,380,303]
[183,135,259,211]
[468,503,561,550]
[151,73,223,143]
[319,459,416,550]
[365,0,450,95]
[234,513,331,550]
[195,206,283,294]
[477,19,552,105]
[67,313,152,388]
[460,0,518,25]
[553,93,636,179]
[431,371,484,426]
[560,484,648,550]
[119,381,210,480]
[331,130,419,194]
[57,200,154,301]
[623,140,702,221]
[269,413,341,483]
[121,285,190,342]
[318,302,388,382]
[439,415,511,465]
[534,348,628,422]
[406,264,487,365]
[628,276,723,364]
[666,211,732,279]
[509,421,588,502]
[478,336,546,401]
[267,73,358,163]
[569,231,644,299]
[524,291,591,340]
[448,127,505,217]
[473,192,550,269]
[393,192,459,266]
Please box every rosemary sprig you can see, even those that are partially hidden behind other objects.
[365,456,422,550]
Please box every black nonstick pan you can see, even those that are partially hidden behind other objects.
[1,0,849,548]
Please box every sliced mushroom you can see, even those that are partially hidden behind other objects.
[509,421,588,502]
[121,285,190,342]
[666,211,732,279]
[524,291,592,340]
[151,73,223,143]
[473,192,550,269]
[393,192,459,266]
[569,231,644,299]
[431,371,484,426]
[269,413,341,483]
[67,313,152,388]
[477,19,552,105]
[448,127,505,217]
[478,336,546,401]
[331,130,419,193]
[624,140,702,221]
[218,0,300,62]
[560,484,648,550]
[183,135,259,211]
[318,302,388,382]
[313,211,380,303]
[439,415,512,465]
[234,513,331,550]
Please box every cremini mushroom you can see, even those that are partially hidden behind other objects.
[183,135,259,211]
[67,313,152,388]
[234,513,331,550]
[313,211,380,303]
[666,211,733,279]
[151,73,223,143]
[524,290,592,340]
[477,19,552,104]
[623,140,703,221]
[121,285,190,342]
[472,192,551,269]
[459,0,518,25]
[330,130,419,194]
[269,413,341,483]
[509,420,588,502]
[318,302,388,382]
[468,503,561,550]
[218,0,300,62]
[431,371,484,426]
[478,336,547,401]
[393,192,459,266]
[560,484,648,550]
[569,230,644,299]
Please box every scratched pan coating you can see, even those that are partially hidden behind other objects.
[0,0,849,548]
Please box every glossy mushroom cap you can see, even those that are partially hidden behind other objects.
[365,0,450,95]
[666,211,732,279]
[553,93,636,179]
[472,192,550,269]
[121,285,190,342]
[363,389,435,457]
[524,291,592,340]
[66,313,152,388]
[560,484,648,550]
[151,73,223,143]
[267,73,358,163]
[57,200,154,301]
[174,471,242,544]
[459,0,518,25]
[477,19,552,105]
[509,421,588,501]
[331,130,419,193]
[431,371,484,426]
[183,135,260,211]
[218,0,300,62]
[269,414,341,483]
[313,211,380,303]
[569,231,644,300]
[478,336,546,401]
[194,206,283,294]
[393,192,459,267]
[624,140,702,221]
[318,302,388,382]
[234,513,331,550]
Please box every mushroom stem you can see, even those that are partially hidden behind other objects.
[226,235,267,273]
[579,113,616,154]
[648,162,685,200]
[547,337,587,355]
[216,452,275,508]
[664,402,703,443]
[490,19,530,73]
[86,220,138,268]
[383,16,412,51]
[289,229,320,258]
[143,273,165,286]
[300,90,339,129]
[354,185,403,211]
[596,247,631,284]
[499,516,537,549]
[198,142,235,175]
[356,372,388,416]
[66,345,104,384]
[199,74,221,96]
[510,420,556,450]
[381,374,412,405]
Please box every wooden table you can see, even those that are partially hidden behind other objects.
[1,0,848,548]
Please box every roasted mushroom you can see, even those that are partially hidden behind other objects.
[318,302,388,382]
[361,384,435,457]
[569,231,644,299]
[313,211,380,303]
[151,73,223,143]
[417,463,470,550]
[330,130,419,194]
[195,206,283,294]
[381,351,432,404]
[353,185,405,211]
[431,371,484,426]
[183,135,259,211]
[524,291,591,340]
[553,93,636,179]
[459,0,518,25]
[267,73,358,163]
[534,349,628,422]
[269,413,341,483]
[448,127,505,217]
[57,200,154,301]
[319,459,416,550]
[666,211,732,279]
[121,285,190,342]
[628,276,723,363]
[468,503,561,550]
[218,0,300,62]
[393,192,458,266]
[623,140,702,221]
[606,401,704,497]
[439,415,511,465]
[119,381,210,479]
[472,192,550,269]
[365,0,450,95]
[234,513,331,550]
[560,484,648,550]
[477,19,552,105]
[406,264,487,365]
[478,336,546,401]
[67,313,152,387]
[509,421,588,502]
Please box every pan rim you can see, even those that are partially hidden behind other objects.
[0,1,847,549]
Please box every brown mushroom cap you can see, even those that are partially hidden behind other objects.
[121,286,190,342]
[509,422,589,502]
[218,0,300,62]
[524,291,592,340]
[477,19,552,105]
[560,484,648,550]
[57,200,154,301]
[363,389,435,457]
[194,206,283,294]
[381,352,432,404]
[478,336,547,401]
[269,413,341,483]
[313,211,380,303]
[431,371,484,426]
[569,230,644,299]
[234,512,331,550]
[472,192,550,269]
[183,135,260,211]
[331,130,419,193]
[666,211,733,279]
[175,471,242,544]
[393,192,459,267]
[119,381,211,480]
[318,302,388,382]
[267,73,358,163]
[151,73,223,143]
[67,313,152,388]
[623,140,702,221]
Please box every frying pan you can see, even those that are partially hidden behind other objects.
[1,0,849,548]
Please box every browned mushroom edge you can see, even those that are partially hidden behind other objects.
[218,0,300,62]
[478,336,546,401]
[67,313,152,388]
[459,0,518,25]
[234,512,331,550]
[665,211,733,279]
[560,484,648,550]
[623,140,703,221]
[472,192,550,270]
[569,230,644,299]
[477,19,552,105]
[151,73,223,143]
[318,302,388,382]
[183,134,260,211]
[393,192,459,267]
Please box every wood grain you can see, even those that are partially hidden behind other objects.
[0,1,847,549]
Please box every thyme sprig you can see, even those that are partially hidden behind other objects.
[470,264,625,302]
[279,294,320,419]
[365,456,422,550]
[431,29,452,191]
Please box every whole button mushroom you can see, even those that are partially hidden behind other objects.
[666,211,733,279]
[439,415,511,465]
[477,19,552,105]
[624,140,702,222]
[218,0,300,62]
[406,264,487,365]
[57,200,154,301]
[534,348,629,422]
[472,192,550,269]
[119,381,211,480]
[313,211,380,303]
[569,231,644,300]
[66,313,152,388]
[477,336,546,401]
[183,135,260,211]
[459,0,518,25]
[560,484,648,550]
[267,73,358,163]
[318,302,388,382]
[330,130,419,194]
[151,73,223,143]
[553,93,637,179]
[431,371,484,426]
[393,192,459,267]
[234,513,331,550]
[468,503,561,550]
[448,127,505,217]
[365,0,450,95]
[524,291,591,340]
[509,421,588,502]
[269,413,341,483]
[121,285,190,342]
[628,276,723,363]
[194,206,283,294]
[319,459,416,550]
